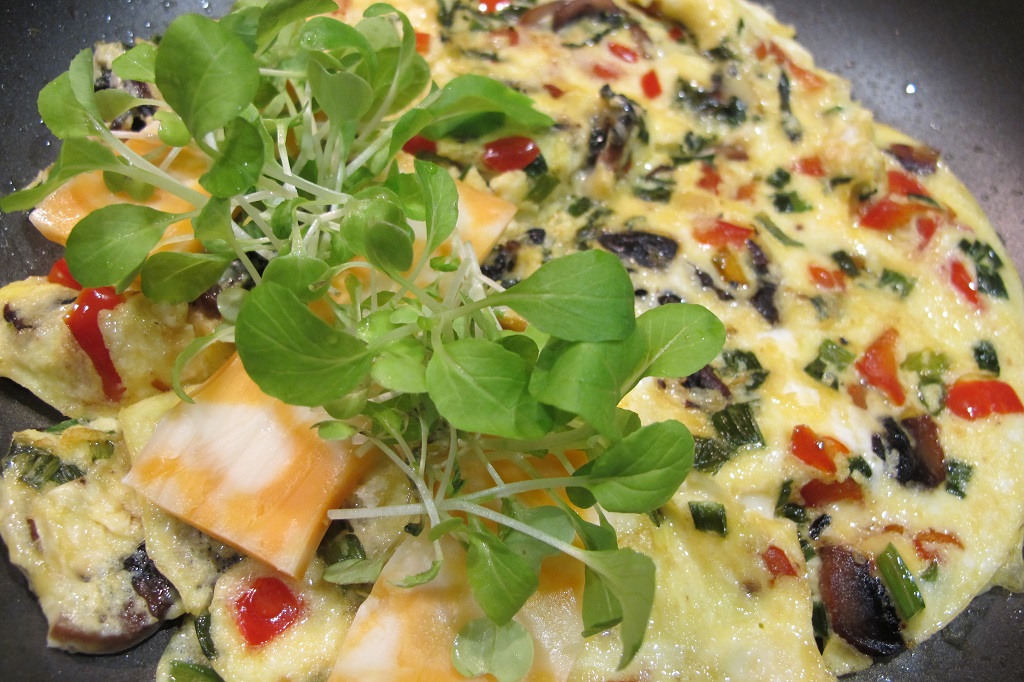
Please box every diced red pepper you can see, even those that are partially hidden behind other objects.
[762,545,798,581]
[757,41,826,91]
[47,257,82,290]
[808,265,845,291]
[482,136,541,172]
[543,83,565,99]
[800,478,864,507]
[414,31,431,54]
[792,155,826,177]
[694,219,754,249]
[855,328,906,406]
[640,69,662,99]
[401,135,437,157]
[887,169,929,198]
[609,42,640,63]
[858,196,931,231]
[947,378,1024,420]
[949,260,981,308]
[913,529,963,562]
[668,25,687,42]
[916,214,940,249]
[592,63,621,80]
[64,287,125,402]
[234,576,303,647]
[790,424,848,475]
[697,162,721,193]
[477,0,511,12]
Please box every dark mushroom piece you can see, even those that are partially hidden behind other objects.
[586,85,648,174]
[598,230,678,269]
[872,415,947,488]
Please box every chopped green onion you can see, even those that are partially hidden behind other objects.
[973,340,1000,376]
[812,601,829,652]
[319,531,366,565]
[878,269,916,298]
[688,501,728,537]
[900,349,949,381]
[775,479,793,511]
[711,402,765,448]
[804,339,854,389]
[566,196,593,217]
[720,348,769,391]
[772,190,812,213]
[525,173,560,203]
[830,250,861,277]
[945,459,974,499]
[847,456,873,479]
[916,378,947,416]
[9,443,85,490]
[766,167,791,188]
[754,212,803,247]
[779,503,807,524]
[693,436,733,474]
[194,613,217,660]
[921,561,940,583]
[167,661,224,682]
[45,418,83,434]
[876,543,925,621]
[89,439,115,461]
[959,239,1008,299]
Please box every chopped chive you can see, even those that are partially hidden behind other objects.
[711,402,765,448]
[45,418,83,434]
[945,459,974,499]
[11,444,86,490]
[89,439,115,461]
[804,339,854,389]
[766,167,791,188]
[525,173,559,203]
[772,190,812,213]
[878,269,916,298]
[847,456,873,479]
[812,600,830,652]
[916,378,947,416]
[566,196,593,217]
[754,212,803,247]
[900,349,949,381]
[830,250,861,277]
[693,436,734,474]
[799,534,816,560]
[877,543,925,621]
[973,340,1000,376]
[779,503,807,524]
[688,501,728,536]
[194,613,217,660]
[720,348,769,391]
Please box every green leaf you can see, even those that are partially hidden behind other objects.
[466,530,539,625]
[581,565,622,636]
[236,282,373,406]
[65,204,182,287]
[37,51,100,139]
[155,14,260,138]
[256,0,338,52]
[299,17,377,71]
[103,170,155,202]
[308,54,375,121]
[583,548,656,669]
[192,198,236,254]
[0,139,118,212]
[451,618,534,682]
[372,350,428,393]
[426,338,552,440]
[392,559,442,588]
[420,74,555,140]
[499,502,575,573]
[415,159,458,256]
[154,110,192,147]
[94,89,144,122]
[366,220,415,273]
[200,116,266,198]
[495,250,635,343]
[141,252,233,303]
[112,43,157,82]
[576,420,693,513]
[262,255,331,302]
[637,303,726,379]
[323,555,387,585]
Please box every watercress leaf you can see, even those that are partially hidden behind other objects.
[415,159,458,256]
[366,220,415,273]
[567,508,617,551]
[466,530,539,625]
[112,43,157,82]
[637,303,726,379]
[495,250,635,343]
[499,502,574,573]
[496,333,539,366]
[451,617,534,682]
[419,74,555,140]
[338,188,405,256]
[323,555,387,585]
[219,5,262,51]
[392,558,442,588]
[200,116,266,198]
[262,254,331,302]
[141,251,233,303]
[37,56,100,139]
[581,566,623,636]
[426,338,551,440]
[583,548,656,669]
[309,55,374,121]
[389,106,435,161]
[578,420,694,513]
[372,350,428,393]
[65,204,181,287]
[369,47,430,116]
[256,0,337,52]
[103,170,156,202]
[235,282,373,406]
[154,110,192,147]
[192,197,236,254]
[0,139,117,212]
[299,16,377,72]
[317,420,358,440]
[67,48,102,120]
[94,89,144,122]
[530,333,645,436]
[155,14,260,138]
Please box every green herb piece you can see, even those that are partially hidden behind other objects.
[194,613,217,659]
[89,440,115,461]
[772,190,812,213]
[720,348,769,391]
[879,269,916,298]
[693,436,733,474]
[9,444,85,490]
[466,529,539,625]
[778,502,807,525]
[45,418,83,434]
[900,350,949,381]
[322,555,387,586]
[710,402,764,448]
[451,618,534,682]
[774,479,793,512]
[167,661,224,682]
[754,212,803,247]
[973,340,1000,375]
[945,459,974,499]
[877,543,926,621]
[765,167,791,188]
[812,601,829,653]
[830,250,861,278]
[112,43,157,82]
[688,501,728,536]
[804,339,855,389]
[921,561,940,583]
[959,239,1008,299]
[847,456,873,479]
[670,131,717,165]
[674,79,746,126]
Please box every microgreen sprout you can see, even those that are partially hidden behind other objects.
[1,0,726,677]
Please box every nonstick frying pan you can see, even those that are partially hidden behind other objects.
[1,0,1022,679]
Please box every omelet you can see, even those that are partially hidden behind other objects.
[1,0,1022,681]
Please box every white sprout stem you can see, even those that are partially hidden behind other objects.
[457,475,580,505]
[327,503,428,521]
[445,499,588,564]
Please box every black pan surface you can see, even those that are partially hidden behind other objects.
[0,0,1022,679]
